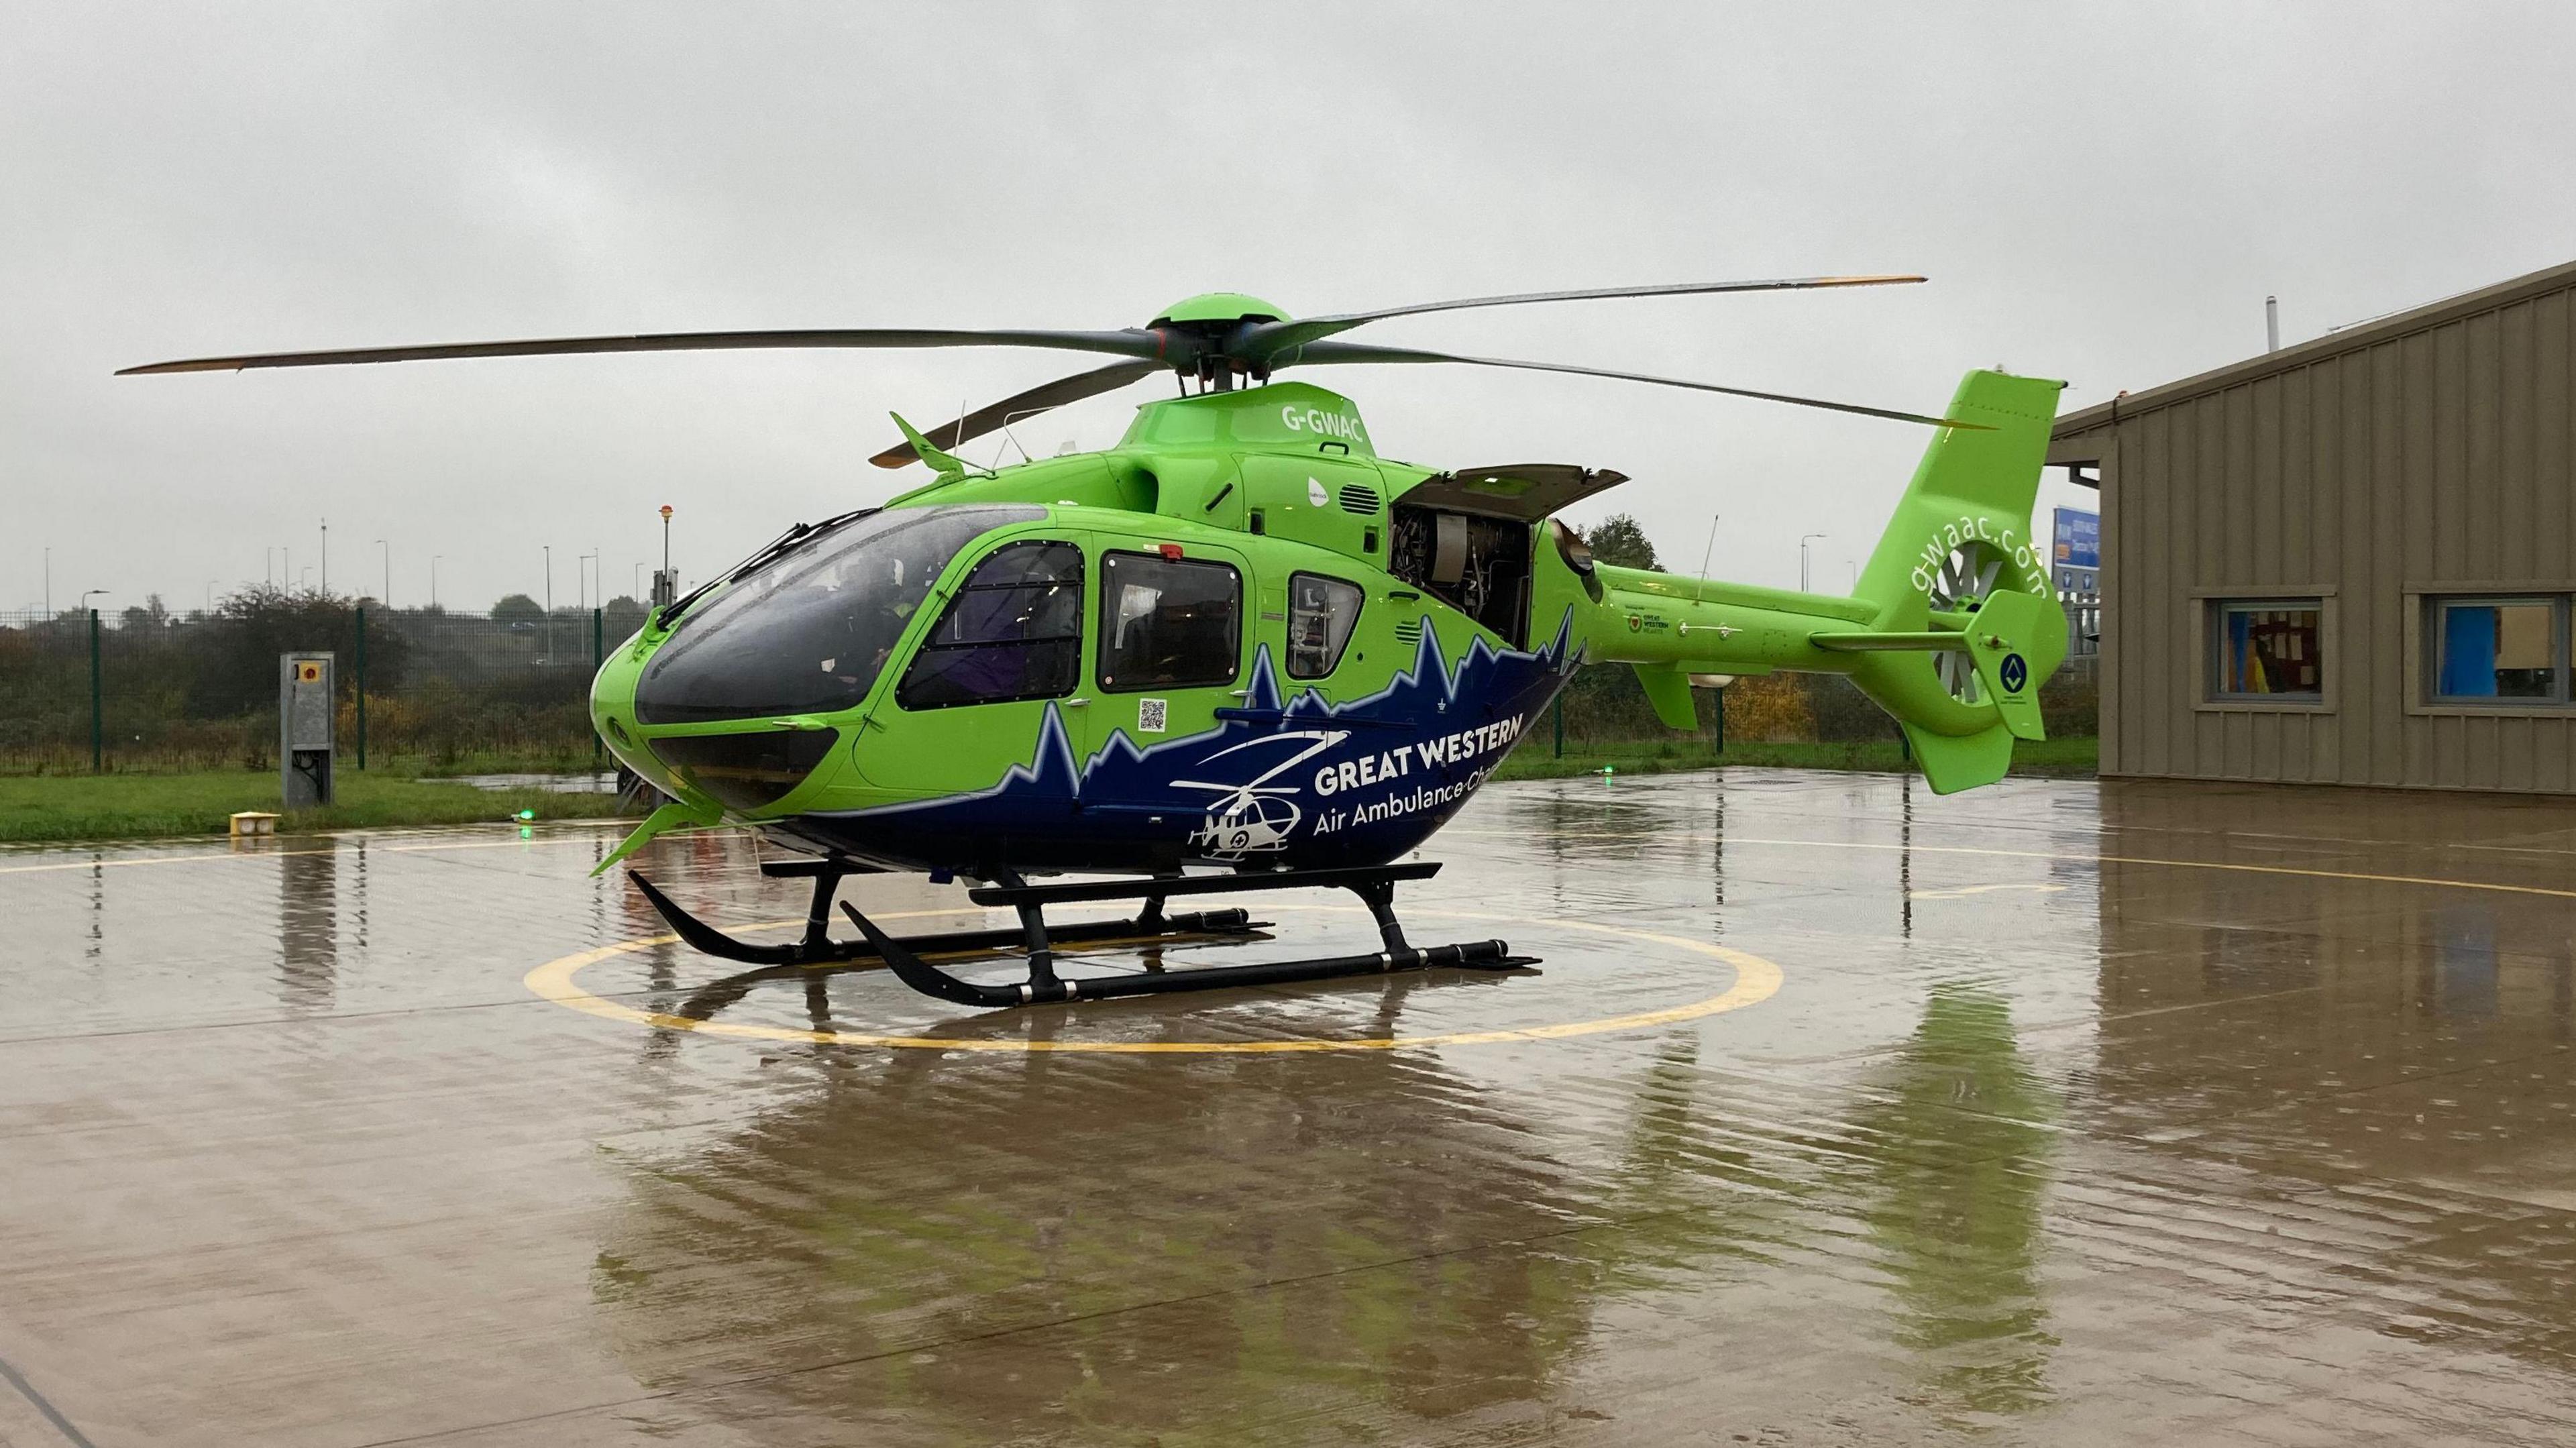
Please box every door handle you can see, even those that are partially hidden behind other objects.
[1063,697,1091,708]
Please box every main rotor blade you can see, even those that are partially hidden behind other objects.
[1276,340,1983,430]
[118,327,1166,376]
[1240,275,1923,355]
[869,359,1161,468]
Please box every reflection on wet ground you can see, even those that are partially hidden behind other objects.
[3,771,2576,1444]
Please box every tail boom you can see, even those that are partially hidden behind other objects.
[1574,368,2068,792]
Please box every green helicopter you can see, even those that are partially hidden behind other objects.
[123,279,2065,1008]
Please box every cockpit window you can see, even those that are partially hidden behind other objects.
[896,540,1084,710]
[634,505,1041,724]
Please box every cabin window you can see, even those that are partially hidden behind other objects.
[1287,572,1363,679]
[1098,552,1241,691]
[2427,595,2569,704]
[2208,599,2324,702]
[896,540,1085,710]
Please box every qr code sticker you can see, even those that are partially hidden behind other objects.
[1137,698,1169,734]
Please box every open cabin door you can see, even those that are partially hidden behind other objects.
[1389,464,1627,651]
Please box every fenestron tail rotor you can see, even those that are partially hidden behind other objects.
[119,274,1972,465]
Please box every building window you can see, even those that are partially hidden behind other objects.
[1287,573,1364,679]
[1098,552,1241,691]
[2429,596,2569,704]
[896,540,1083,710]
[2210,600,2324,701]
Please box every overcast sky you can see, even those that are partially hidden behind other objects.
[8,3,2575,616]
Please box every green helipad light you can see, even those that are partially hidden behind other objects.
[515,808,537,822]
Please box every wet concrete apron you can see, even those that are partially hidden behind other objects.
[3,769,2574,1445]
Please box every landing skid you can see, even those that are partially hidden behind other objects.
[839,862,1541,1008]
[629,857,1260,969]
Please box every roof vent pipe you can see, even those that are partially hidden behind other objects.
[2265,295,2280,353]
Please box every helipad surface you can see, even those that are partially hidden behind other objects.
[4,769,2575,1445]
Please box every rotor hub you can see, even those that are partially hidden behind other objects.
[1148,292,1290,329]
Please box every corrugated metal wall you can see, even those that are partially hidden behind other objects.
[2060,275,2576,794]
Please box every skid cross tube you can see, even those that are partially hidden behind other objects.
[842,862,1536,1009]
[963,860,1443,907]
[629,868,1256,968]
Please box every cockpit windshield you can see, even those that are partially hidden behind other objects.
[634,504,1042,724]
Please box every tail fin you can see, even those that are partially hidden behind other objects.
[1842,370,2068,793]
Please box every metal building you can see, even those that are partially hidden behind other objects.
[2050,258,2576,794]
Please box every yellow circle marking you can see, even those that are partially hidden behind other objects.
[523,905,1782,1054]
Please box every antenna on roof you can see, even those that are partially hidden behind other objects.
[2265,295,2281,353]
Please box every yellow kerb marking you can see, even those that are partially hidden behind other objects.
[523,905,1782,1054]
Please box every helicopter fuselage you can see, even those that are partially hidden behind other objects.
[588,371,2066,879]
[590,382,1605,874]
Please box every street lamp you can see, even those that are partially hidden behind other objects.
[80,588,109,612]
[376,539,390,607]
[1799,533,1829,593]
[659,505,674,606]
[319,517,328,595]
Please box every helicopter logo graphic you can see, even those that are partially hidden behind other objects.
[1170,729,1350,858]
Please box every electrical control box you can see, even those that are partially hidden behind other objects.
[280,652,335,809]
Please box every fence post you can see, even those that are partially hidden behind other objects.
[89,608,103,773]
[355,604,368,771]
[591,606,604,768]
[1552,693,1564,759]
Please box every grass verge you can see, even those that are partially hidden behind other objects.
[1493,735,2098,783]
[0,769,632,845]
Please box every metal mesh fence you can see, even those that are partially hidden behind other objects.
[1,592,2101,775]
[0,595,647,775]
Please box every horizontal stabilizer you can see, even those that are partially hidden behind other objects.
[1807,630,1968,654]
